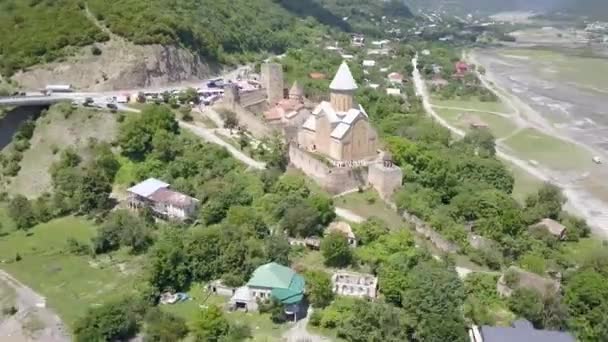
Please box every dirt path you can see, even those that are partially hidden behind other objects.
[430,104,513,119]
[282,307,330,342]
[413,55,608,237]
[0,270,69,342]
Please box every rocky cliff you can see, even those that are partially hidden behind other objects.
[11,39,221,91]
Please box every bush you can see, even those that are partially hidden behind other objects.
[1,306,18,316]
[91,45,102,56]
[66,238,91,256]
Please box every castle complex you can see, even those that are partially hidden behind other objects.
[297,62,378,162]
[221,60,402,197]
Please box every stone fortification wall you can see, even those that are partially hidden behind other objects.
[289,145,368,194]
[215,103,273,138]
[239,89,267,108]
[368,163,403,200]
[401,211,460,253]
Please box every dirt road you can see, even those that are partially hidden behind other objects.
[413,55,608,237]
[0,270,69,342]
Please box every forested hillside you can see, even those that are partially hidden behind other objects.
[0,0,412,77]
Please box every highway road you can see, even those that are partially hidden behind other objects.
[0,65,252,108]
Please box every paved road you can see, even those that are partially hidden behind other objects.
[0,270,69,342]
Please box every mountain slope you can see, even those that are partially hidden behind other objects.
[0,0,413,78]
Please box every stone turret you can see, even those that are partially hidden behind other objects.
[329,61,358,112]
[368,152,402,200]
[289,80,304,101]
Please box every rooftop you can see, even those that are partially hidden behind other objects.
[330,62,358,91]
[479,320,575,342]
[247,262,305,304]
[327,221,356,239]
[530,218,566,237]
[128,178,169,198]
[148,188,198,208]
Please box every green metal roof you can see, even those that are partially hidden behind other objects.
[247,262,305,304]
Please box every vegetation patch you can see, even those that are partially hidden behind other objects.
[0,216,141,325]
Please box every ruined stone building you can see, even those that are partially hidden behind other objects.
[298,61,378,162]
[331,271,378,299]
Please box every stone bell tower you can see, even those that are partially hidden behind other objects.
[329,61,358,112]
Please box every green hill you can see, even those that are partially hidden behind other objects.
[0,0,412,77]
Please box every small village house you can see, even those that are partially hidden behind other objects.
[127,178,199,221]
[327,221,357,247]
[469,319,575,342]
[529,218,567,240]
[230,262,305,320]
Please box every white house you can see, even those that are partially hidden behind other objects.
[127,178,199,221]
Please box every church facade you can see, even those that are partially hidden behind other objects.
[298,62,378,162]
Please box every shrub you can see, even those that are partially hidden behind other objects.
[1,306,18,316]
[91,45,102,56]
[66,238,91,256]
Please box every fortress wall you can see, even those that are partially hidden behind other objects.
[289,145,368,194]
[239,89,267,107]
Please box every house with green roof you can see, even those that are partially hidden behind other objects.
[230,262,305,319]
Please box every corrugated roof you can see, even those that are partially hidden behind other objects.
[247,262,305,304]
[480,325,575,342]
[128,178,169,197]
[330,62,358,91]
[148,188,198,208]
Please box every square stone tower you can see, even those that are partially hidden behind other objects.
[261,63,284,105]
[367,153,403,200]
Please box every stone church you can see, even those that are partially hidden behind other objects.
[298,62,378,162]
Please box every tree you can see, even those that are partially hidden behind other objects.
[307,193,336,226]
[8,195,36,230]
[401,261,467,342]
[321,232,352,268]
[462,129,496,157]
[118,105,178,160]
[148,229,192,292]
[191,305,230,342]
[264,233,291,266]
[508,288,545,327]
[73,298,142,342]
[221,110,239,129]
[305,270,334,308]
[335,300,410,342]
[281,203,323,237]
[143,308,188,342]
[523,183,566,224]
[354,217,390,245]
[564,269,608,341]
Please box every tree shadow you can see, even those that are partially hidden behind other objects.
[0,106,47,150]
[277,0,352,31]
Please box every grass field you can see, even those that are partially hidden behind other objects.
[162,283,287,342]
[335,190,405,230]
[502,128,593,171]
[8,105,118,198]
[433,108,519,139]
[506,161,544,204]
[0,216,142,325]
